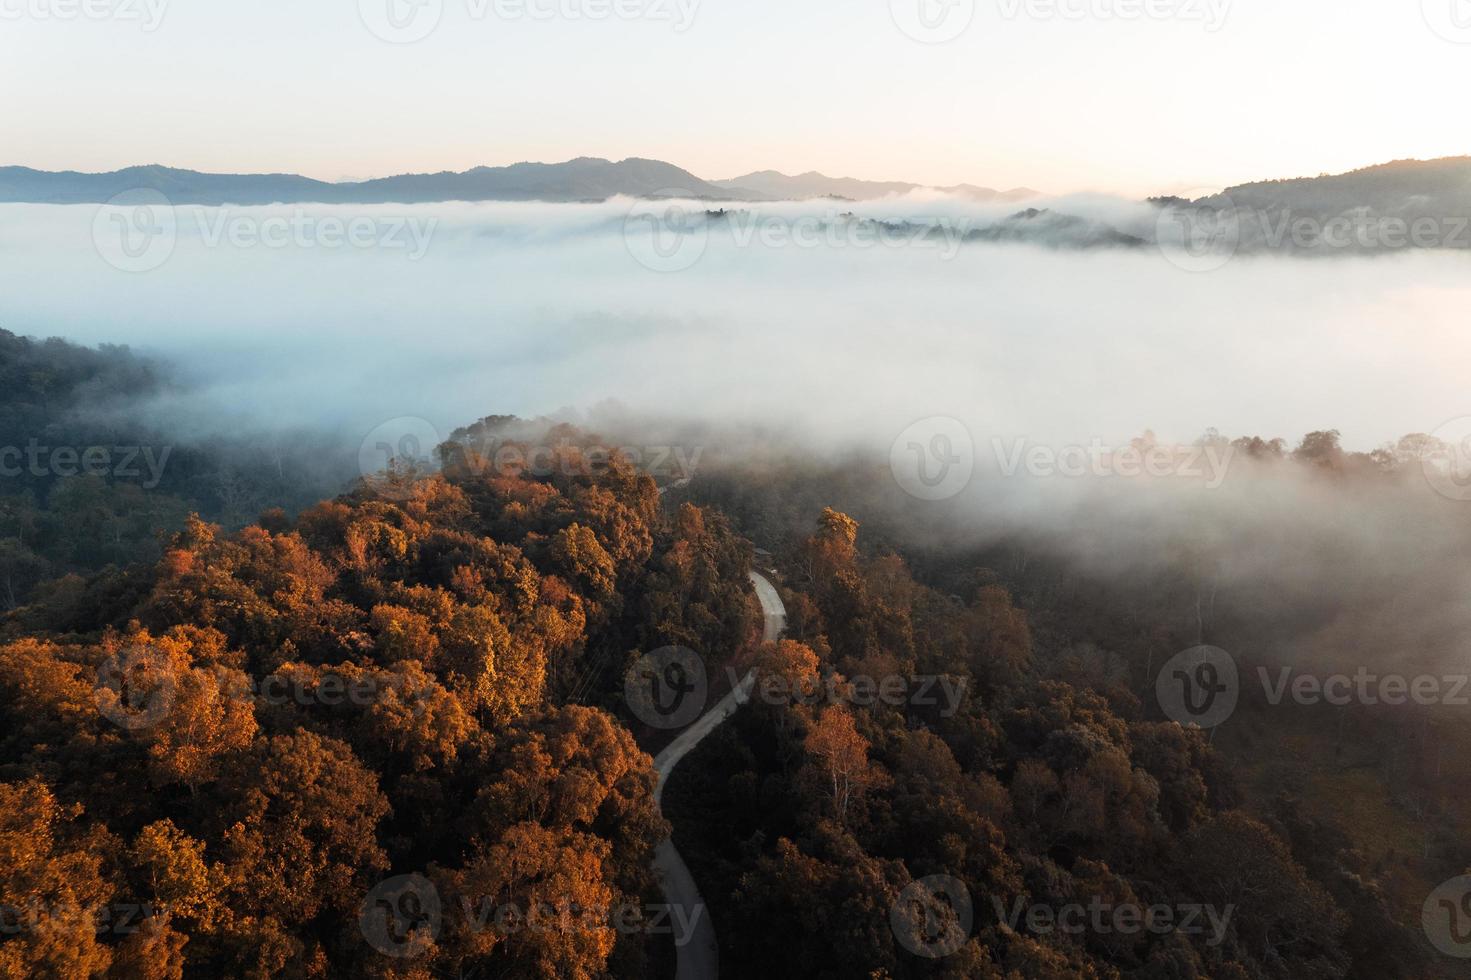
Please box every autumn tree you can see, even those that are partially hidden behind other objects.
[800,706,884,828]
[0,779,116,979]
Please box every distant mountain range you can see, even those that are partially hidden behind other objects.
[7,154,1469,212]
[0,158,730,206]
[0,157,1048,207]
[5,155,1471,252]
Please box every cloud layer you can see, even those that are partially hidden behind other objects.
[1,193,1467,457]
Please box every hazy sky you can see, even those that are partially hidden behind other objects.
[2,0,1468,195]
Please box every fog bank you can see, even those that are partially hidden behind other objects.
[1,194,1467,460]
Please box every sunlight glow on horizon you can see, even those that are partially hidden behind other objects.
[1,0,1467,197]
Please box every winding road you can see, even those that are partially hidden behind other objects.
[650,570,786,980]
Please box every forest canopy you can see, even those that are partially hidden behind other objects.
[0,333,1461,978]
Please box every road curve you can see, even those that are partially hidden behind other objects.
[651,571,786,980]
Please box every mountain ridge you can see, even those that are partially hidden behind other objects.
[5,155,1470,212]
[0,157,731,206]
[0,157,1044,206]
[1199,155,1471,214]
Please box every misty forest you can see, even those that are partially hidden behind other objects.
[5,3,1471,968]
[3,278,1471,980]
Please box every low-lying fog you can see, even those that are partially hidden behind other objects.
[5,192,1471,678]
[2,193,1468,457]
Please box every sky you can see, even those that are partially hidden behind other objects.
[2,0,1468,196]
